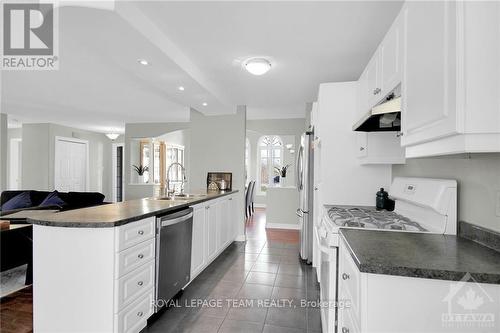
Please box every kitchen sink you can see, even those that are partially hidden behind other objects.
[150,194,207,201]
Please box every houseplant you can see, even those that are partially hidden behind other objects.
[132,164,149,183]
[274,164,291,185]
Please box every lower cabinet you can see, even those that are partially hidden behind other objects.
[337,236,500,333]
[190,194,238,281]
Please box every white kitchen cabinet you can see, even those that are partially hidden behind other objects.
[356,132,405,164]
[206,200,219,261]
[401,1,500,156]
[189,194,238,281]
[190,206,206,279]
[357,8,403,118]
[33,218,156,333]
[379,11,402,97]
[337,235,500,333]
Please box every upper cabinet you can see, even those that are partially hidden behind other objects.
[357,11,403,119]
[401,1,458,147]
[401,1,500,157]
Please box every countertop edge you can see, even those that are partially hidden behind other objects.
[339,229,500,285]
[28,190,238,228]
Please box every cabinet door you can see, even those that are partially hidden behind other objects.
[365,53,381,107]
[219,199,230,248]
[380,12,402,96]
[401,1,459,146]
[227,195,236,242]
[206,203,218,261]
[190,207,206,278]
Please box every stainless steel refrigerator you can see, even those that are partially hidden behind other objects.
[296,131,314,263]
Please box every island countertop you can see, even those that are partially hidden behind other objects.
[28,190,238,228]
[339,228,500,285]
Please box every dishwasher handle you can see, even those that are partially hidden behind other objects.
[159,211,193,228]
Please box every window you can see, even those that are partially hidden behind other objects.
[257,135,283,193]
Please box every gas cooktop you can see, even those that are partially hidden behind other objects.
[327,206,428,232]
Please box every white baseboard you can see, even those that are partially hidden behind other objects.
[235,234,246,241]
[253,203,266,208]
[265,223,300,230]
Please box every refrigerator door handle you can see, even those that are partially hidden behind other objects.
[296,146,304,190]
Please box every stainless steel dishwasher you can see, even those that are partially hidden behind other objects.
[155,208,193,311]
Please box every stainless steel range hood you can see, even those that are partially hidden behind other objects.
[353,96,401,132]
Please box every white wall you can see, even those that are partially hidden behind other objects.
[21,123,114,200]
[393,154,500,232]
[190,107,246,239]
[317,82,392,206]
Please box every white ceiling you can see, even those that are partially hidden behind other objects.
[2,1,403,132]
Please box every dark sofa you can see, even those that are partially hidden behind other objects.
[0,190,106,217]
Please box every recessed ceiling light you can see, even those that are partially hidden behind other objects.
[178,86,185,91]
[244,57,272,76]
[137,59,149,66]
[202,102,208,106]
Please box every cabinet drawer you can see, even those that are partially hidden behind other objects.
[339,246,361,322]
[115,260,155,312]
[116,239,155,278]
[115,217,155,252]
[114,289,154,333]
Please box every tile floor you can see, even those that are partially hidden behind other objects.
[146,208,321,333]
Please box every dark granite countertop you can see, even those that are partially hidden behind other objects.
[28,190,238,228]
[339,228,500,285]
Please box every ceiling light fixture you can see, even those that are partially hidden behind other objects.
[178,86,185,91]
[202,102,208,106]
[137,59,149,66]
[106,133,120,140]
[244,57,272,76]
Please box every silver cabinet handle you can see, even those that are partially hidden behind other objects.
[342,327,349,333]
[296,208,303,218]
[137,230,144,235]
[373,88,378,95]
[137,281,143,286]
[342,273,350,280]
[359,147,365,151]
[137,311,143,317]
[314,187,319,191]
[396,132,404,137]
[137,254,144,259]
[229,198,233,201]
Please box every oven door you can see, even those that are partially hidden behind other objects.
[318,234,337,333]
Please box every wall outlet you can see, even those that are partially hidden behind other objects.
[496,191,500,217]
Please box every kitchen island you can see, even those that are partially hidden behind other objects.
[28,190,240,333]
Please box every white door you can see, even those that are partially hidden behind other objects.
[54,137,88,192]
[9,139,22,190]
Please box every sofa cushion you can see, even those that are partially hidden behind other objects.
[1,192,32,211]
[66,192,105,209]
[39,191,66,208]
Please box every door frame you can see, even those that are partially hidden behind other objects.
[112,142,125,202]
[8,138,22,190]
[54,136,90,191]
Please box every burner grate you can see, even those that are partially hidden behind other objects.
[327,206,427,231]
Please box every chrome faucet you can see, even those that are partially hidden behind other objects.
[165,162,187,196]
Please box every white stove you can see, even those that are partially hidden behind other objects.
[314,177,457,333]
